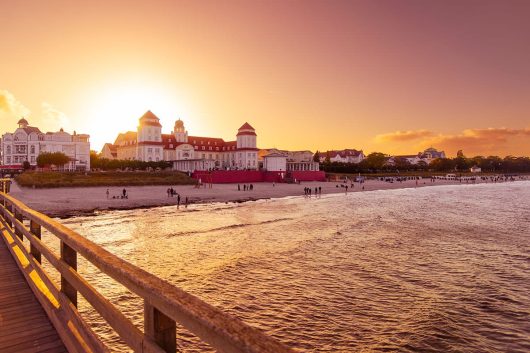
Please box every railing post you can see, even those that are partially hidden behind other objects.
[5,203,13,228]
[61,241,78,307]
[30,220,42,263]
[144,301,177,353]
[14,209,23,240]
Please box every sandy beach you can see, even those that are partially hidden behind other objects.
[7,178,488,218]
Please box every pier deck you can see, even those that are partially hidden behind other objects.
[0,230,67,353]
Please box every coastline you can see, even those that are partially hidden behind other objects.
[7,178,517,219]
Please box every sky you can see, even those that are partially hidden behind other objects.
[1,0,529,157]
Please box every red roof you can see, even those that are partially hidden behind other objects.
[238,122,255,130]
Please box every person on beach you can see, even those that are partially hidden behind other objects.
[345,185,348,193]
[238,184,241,191]
[319,186,322,194]
[167,188,171,198]
[250,184,253,191]
[185,196,188,208]
[122,188,127,199]
[106,189,110,199]
[177,194,181,207]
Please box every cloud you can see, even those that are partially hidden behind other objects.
[0,90,30,117]
[41,102,71,131]
[375,129,434,142]
[417,128,530,155]
[374,127,530,156]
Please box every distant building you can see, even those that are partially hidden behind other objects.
[419,147,446,164]
[470,166,482,173]
[387,147,446,166]
[100,143,117,159]
[259,148,320,172]
[1,118,90,171]
[102,111,259,172]
[318,149,364,164]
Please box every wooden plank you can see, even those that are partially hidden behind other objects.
[0,233,67,353]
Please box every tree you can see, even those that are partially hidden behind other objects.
[313,151,320,163]
[37,152,70,168]
[324,151,331,164]
[22,161,31,170]
[361,152,388,170]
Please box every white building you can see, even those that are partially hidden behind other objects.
[319,149,364,164]
[260,148,320,172]
[103,111,259,172]
[1,119,91,171]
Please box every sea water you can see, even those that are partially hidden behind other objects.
[56,181,530,352]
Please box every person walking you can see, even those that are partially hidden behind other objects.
[177,194,181,207]
[185,196,188,208]
[106,189,110,199]
[122,188,127,199]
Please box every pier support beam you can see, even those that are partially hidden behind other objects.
[144,301,177,353]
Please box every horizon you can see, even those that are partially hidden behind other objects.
[1,0,530,157]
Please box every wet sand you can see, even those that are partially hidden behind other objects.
[8,178,477,218]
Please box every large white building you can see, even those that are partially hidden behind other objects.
[1,119,91,170]
[101,111,259,172]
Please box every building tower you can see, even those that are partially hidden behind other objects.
[18,118,29,129]
[236,122,256,149]
[173,119,188,143]
[136,110,163,161]
[236,122,258,169]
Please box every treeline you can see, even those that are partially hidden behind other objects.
[90,153,172,171]
[321,153,530,174]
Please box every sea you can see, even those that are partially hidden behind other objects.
[48,181,529,352]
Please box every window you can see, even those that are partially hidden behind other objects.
[31,156,35,163]
[148,148,153,153]
[202,146,205,150]
[6,146,11,154]
[6,157,11,164]
[201,154,205,159]
[30,145,35,154]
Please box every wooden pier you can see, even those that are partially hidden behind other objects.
[0,178,293,353]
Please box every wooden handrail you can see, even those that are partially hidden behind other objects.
[0,191,293,353]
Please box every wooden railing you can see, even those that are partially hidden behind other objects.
[0,179,293,353]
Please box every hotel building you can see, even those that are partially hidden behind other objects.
[101,111,259,172]
[1,119,91,171]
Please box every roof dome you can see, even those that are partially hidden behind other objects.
[174,119,184,128]
[17,118,29,125]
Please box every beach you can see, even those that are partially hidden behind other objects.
[8,178,492,218]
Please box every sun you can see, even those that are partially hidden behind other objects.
[80,79,191,151]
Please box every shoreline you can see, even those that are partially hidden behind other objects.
[8,178,524,219]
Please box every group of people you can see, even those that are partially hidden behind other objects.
[166,187,188,207]
[106,188,128,199]
[237,184,254,191]
[304,186,322,196]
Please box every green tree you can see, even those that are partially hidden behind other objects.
[313,151,320,163]
[37,152,70,168]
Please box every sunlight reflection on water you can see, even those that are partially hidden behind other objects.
[55,182,530,352]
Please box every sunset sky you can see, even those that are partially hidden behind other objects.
[1,0,529,157]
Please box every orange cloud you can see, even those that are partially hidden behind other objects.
[417,128,530,156]
[374,129,434,142]
[373,127,530,156]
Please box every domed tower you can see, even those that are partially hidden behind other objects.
[17,118,29,129]
[173,119,188,143]
[137,110,163,161]
[236,122,257,149]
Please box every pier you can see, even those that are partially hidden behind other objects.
[0,179,293,353]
